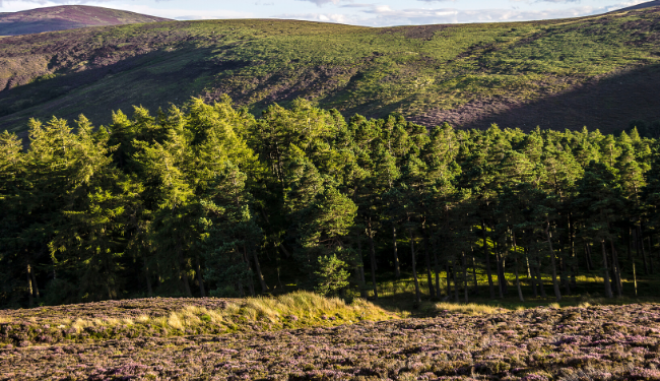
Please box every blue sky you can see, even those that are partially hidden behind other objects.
[0,0,651,26]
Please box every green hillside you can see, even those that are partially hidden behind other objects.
[2,7,660,134]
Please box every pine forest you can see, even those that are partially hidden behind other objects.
[2,96,659,308]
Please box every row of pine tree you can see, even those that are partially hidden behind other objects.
[1,97,659,307]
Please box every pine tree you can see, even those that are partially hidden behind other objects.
[573,163,625,298]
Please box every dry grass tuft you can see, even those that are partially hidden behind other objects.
[435,302,506,315]
[0,291,396,347]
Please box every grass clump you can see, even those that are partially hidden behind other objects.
[0,291,396,347]
[435,302,508,315]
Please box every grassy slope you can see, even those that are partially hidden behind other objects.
[2,8,660,134]
[0,5,170,36]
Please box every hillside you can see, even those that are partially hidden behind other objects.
[0,5,169,36]
[616,0,660,12]
[2,7,660,134]
[2,300,660,380]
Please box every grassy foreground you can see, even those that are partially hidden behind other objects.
[2,296,660,380]
[0,292,397,348]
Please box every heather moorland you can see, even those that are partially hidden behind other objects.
[2,296,660,380]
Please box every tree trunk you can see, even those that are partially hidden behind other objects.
[195,256,206,297]
[545,222,562,301]
[656,233,660,267]
[628,227,633,261]
[243,246,255,297]
[496,252,504,299]
[462,252,469,303]
[526,235,538,298]
[178,246,193,297]
[246,273,255,297]
[586,242,594,271]
[482,220,495,299]
[143,257,153,297]
[446,263,452,298]
[367,218,379,299]
[409,228,421,303]
[646,236,655,274]
[537,262,547,298]
[609,240,622,297]
[26,264,34,307]
[471,256,479,295]
[525,251,532,278]
[560,258,570,295]
[30,267,40,300]
[357,238,367,298]
[633,261,638,296]
[424,235,435,299]
[515,258,524,302]
[277,266,284,290]
[180,269,192,297]
[498,244,508,296]
[635,227,649,275]
[252,249,268,293]
[601,240,614,299]
[452,261,459,303]
[512,232,523,302]
[392,226,400,278]
[639,225,651,274]
[237,280,245,298]
[568,214,577,289]
[433,239,441,298]
[531,261,538,298]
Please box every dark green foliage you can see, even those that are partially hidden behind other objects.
[2,96,660,307]
[314,254,350,296]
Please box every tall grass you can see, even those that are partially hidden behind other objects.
[0,291,398,345]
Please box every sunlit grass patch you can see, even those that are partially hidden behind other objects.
[0,291,397,347]
[435,302,506,315]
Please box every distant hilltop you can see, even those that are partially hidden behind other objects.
[614,0,660,12]
[0,5,170,36]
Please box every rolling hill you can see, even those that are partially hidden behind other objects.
[0,5,169,36]
[1,6,660,135]
[615,0,660,12]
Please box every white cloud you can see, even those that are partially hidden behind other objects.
[296,0,346,7]
[0,0,650,26]
[272,11,358,24]
[276,3,617,26]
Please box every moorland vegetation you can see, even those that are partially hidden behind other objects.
[2,299,660,380]
[1,97,660,308]
[5,7,660,134]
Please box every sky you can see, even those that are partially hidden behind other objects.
[0,0,653,26]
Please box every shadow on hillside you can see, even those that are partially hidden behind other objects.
[0,21,86,36]
[362,275,660,318]
[410,63,660,135]
[5,46,660,137]
[0,46,225,136]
